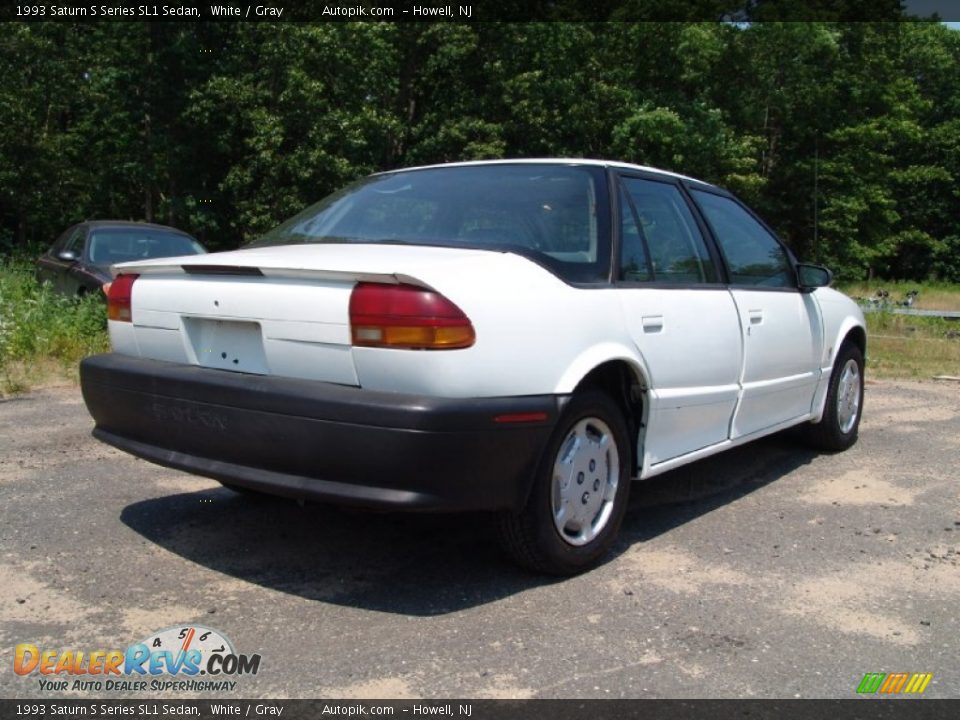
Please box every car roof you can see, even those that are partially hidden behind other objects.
[378,158,716,188]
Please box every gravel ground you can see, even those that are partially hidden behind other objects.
[0,379,958,699]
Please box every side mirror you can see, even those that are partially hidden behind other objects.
[57,250,78,262]
[797,263,832,291]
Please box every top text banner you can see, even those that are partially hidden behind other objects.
[7,2,472,21]
[3,0,960,22]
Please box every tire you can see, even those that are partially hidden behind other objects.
[806,342,864,451]
[497,389,632,575]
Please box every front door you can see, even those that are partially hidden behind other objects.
[689,189,822,438]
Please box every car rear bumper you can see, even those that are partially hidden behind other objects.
[80,353,562,512]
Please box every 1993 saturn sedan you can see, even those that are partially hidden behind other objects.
[80,160,866,574]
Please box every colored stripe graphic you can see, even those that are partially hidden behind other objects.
[857,673,886,694]
[880,672,910,694]
[904,673,933,694]
[857,672,933,694]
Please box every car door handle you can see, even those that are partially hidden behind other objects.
[748,310,763,324]
[642,315,664,333]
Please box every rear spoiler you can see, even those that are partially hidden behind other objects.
[109,261,426,288]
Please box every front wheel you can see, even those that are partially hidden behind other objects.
[806,342,864,451]
[497,390,632,575]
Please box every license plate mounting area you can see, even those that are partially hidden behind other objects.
[183,318,269,375]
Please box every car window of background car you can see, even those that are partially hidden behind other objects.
[50,225,80,256]
[691,190,794,288]
[87,230,205,265]
[621,177,717,284]
[252,164,612,283]
[63,226,86,257]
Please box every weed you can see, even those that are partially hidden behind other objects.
[0,259,108,394]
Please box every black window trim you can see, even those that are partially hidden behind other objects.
[76,226,93,263]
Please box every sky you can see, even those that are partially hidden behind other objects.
[905,1,959,20]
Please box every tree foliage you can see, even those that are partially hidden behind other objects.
[1,20,958,280]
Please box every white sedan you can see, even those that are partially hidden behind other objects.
[80,160,866,574]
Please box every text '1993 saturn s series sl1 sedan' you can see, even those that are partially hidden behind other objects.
[80,160,866,574]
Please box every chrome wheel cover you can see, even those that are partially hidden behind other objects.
[836,358,862,434]
[551,416,620,547]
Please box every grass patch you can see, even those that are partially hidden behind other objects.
[0,259,108,395]
[864,311,960,378]
[837,280,960,378]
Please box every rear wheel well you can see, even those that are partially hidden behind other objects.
[573,361,645,477]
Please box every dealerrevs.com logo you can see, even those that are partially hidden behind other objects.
[14,625,261,693]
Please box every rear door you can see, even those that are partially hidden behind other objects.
[615,173,742,467]
[689,188,822,438]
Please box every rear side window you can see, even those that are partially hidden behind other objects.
[619,177,718,284]
[691,190,794,288]
[618,186,652,282]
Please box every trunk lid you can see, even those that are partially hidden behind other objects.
[111,244,498,385]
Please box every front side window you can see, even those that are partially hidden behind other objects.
[619,177,717,284]
[64,227,86,256]
[252,164,611,283]
[691,190,794,288]
[51,225,80,255]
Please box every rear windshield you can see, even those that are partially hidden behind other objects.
[88,229,205,265]
[251,164,611,282]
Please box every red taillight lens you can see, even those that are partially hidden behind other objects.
[349,283,475,350]
[107,273,139,322]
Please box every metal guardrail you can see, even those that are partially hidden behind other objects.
[860,306,960,319]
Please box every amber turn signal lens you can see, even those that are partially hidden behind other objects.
[352,324,476,349]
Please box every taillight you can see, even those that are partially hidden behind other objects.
[349,283,475,350]
[107,273,139,322]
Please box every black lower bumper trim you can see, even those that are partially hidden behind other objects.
[81,354,562,512]
[93,428,431,507]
